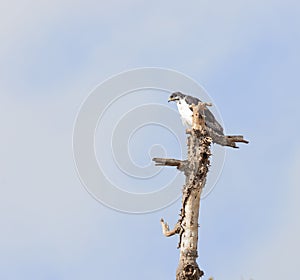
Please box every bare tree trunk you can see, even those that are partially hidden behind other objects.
[175,131,211,280]
[153,102,248,280]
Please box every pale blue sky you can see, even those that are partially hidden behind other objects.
[1,1,300,279]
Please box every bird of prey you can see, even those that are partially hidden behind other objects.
[168,92,224,135]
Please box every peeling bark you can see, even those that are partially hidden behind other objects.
[153,102,248,280]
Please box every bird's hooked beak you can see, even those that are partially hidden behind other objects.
[168,97,176,102]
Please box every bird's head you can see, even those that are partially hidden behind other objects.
[168,92,184,102]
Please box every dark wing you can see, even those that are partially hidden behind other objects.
[203,107,224,135]
[185,95,224,135]
[185,95,202,106]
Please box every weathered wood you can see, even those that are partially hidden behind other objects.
[207,129,249,148]
[153,101,248,279]
[160,219,181,237]
[152,158,187,173]
[175,104,211,280]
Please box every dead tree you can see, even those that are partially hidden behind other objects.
[153,102,248,280]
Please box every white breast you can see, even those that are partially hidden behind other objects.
[176,99,193,127]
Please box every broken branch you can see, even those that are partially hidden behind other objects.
[160,218,181,237]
